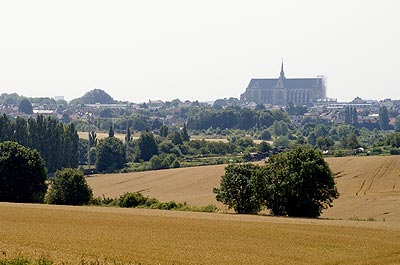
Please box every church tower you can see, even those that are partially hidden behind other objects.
[273,61,287,105]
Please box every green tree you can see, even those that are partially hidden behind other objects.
[45,168,92,205]
[0,141,47,203]
[138,131,158,161]
[181,123,190,142]
[379,106,389,130]
[171,131,183,145]
[108,125,115,137]
[159,125,169,137]
[96,137,126,172]
[89,130,97,147]
[264,145,338,217]
[259,129,272,140]
[213,164,265,214]
[125,127,132,143]
[18,99,33,114]
[258,141,272,154]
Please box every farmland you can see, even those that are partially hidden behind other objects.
[2,202,400,264]
[3,155,400,264]
[88,155,400,221]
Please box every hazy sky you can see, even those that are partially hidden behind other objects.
[0,0,399,103]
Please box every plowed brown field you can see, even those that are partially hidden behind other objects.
[2,203,400,264]
[88,156,400,221]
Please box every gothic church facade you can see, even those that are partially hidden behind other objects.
[240,63,326,106]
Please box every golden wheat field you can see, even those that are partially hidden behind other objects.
[87,155,400,222]
[2,202,400,264]
[4,156,400,264]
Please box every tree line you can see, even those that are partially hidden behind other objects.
[0,114,79,172]
[187,107,289,130]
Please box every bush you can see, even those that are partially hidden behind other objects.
[390,148,400,155]
[0,141,47,203]
[45,168,93,205]
[118,192,147,208]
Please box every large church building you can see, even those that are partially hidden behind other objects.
[240,63,326,106]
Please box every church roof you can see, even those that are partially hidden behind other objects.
[248,77,322,90]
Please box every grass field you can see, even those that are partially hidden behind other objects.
[87,155,400,221]
[2,203,400,264]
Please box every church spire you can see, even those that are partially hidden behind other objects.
[280,59,285,78]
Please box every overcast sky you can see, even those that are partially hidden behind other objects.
[0,0,399,103]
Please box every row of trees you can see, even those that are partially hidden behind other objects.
[187,107,289,130]
[0,141,93,205]
[214,146,339,217]
[0,114,79,172]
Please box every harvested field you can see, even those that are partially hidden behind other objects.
[78,131,128,142]
[78,132,268,144]
[88,156,400,221]
[87,164,226,206]
[1,202,400,264]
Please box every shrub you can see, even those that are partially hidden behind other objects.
[390,148,400,155]
[118,192,147,208]
[45,168,93,205]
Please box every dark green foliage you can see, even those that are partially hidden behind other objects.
[264,145,338,217]
[89,130,97,147]
[344,106,358,126]
[99,108,113,118]
[159,125,169,137]
[118,192,147,207]
[187,107,288,130]
[386,132,400,147]
[125,128,132,143]
[273,136,291,148]
[45,168,92,205]
[150,154,180,170]
[213,164,265,214]
[96,137,126,172]
[78,138,89,164]
[18,99,33,114]
[272,120,289,136]
[171,131,183,145]
[341,133,360,149]
[259,129,272,140]
[316,136,335,150]
[257,141,272,153]
[108,126,115,137]
[70,89,114,105]
[0,141,47,203]
[181,123,190,142]
[137,131,158,161]
[379,106,389,130]
[115,192,217,212]
[0,115,80,172]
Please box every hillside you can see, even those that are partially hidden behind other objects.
[87,156,400,221]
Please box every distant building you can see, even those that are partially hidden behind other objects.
[240,62,326,106]
[54,96,64,101]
